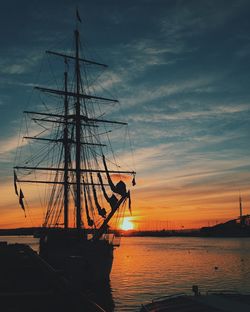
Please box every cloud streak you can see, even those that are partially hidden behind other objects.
[0,51,43,75]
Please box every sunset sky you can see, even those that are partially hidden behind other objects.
[0,0,250,230]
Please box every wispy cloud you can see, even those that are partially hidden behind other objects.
[0,134,20,160]
[0,125,42,163]
[0,51,42,75]
[116,75,217,111]
[88,70,122,95]
[118,39,192,72]
[160,0,244,41]
[127,103,250,123]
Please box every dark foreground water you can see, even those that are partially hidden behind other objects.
[1,236,250,311]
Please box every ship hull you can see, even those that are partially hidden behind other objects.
[39,230,114,285]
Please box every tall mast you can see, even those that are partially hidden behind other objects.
[63,70,69,229]
[75,29,82,230]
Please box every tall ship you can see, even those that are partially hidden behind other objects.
[13,12,136,284]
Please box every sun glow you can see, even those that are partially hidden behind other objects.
[120,218,134,231]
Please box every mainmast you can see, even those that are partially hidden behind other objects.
[63,69,69,229]
[75,29,82,230]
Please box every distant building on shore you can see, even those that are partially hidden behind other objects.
[201,194,250,237]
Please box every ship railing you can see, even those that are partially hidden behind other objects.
[206,289,250,296]
[100,233,121,246]
[207,289,240,295]
[87,232,121,246]
[112,235,121,247]
[140,293,186,312]
[151,293,186,302]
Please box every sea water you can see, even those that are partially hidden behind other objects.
[1,236,250,311]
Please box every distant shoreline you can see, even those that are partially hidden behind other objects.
[0,227,37,236]
[1,226,250,238]
[0,227,200,237]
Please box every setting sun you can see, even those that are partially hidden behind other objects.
[120,218,134,231]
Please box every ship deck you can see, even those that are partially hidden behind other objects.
[0,241,105,312]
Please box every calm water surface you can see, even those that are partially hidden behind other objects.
[1,236,250,311]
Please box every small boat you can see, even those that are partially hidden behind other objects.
[140,287,250,312]
[13,10,136,285]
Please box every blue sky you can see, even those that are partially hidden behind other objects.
[0,0,250,228]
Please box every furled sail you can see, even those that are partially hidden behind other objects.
[91,174,106,218]
[83,178,94,227]
[127,190,132,215]
[19,189,25,210]
[98,172,119,211]
[132,174,136,186]
[19,189,26,217]
[102,155,127,197]
[13,170,18,196]
[98,156,132,216]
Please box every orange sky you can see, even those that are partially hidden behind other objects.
[1,168,249,230]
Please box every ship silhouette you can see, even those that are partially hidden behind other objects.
[14,10,136,285]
